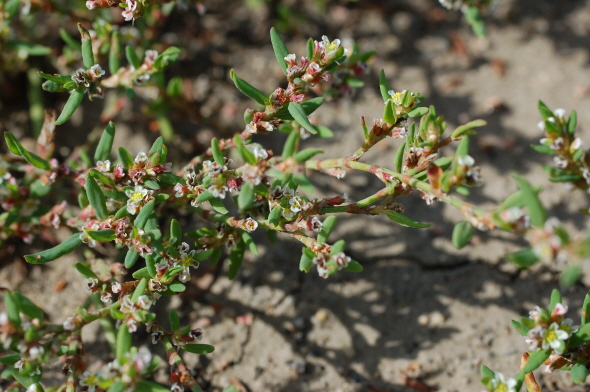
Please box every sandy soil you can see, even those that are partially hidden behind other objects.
[3,0,590,391]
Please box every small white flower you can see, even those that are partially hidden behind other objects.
[96,160,111,172]
[491,373,517,392]
[282,186,295,199]
[87,64,105,79]
[553,156,568,169]
[541,322,570,353]
[112,281,122,293]
[457,154,474,167]
[134,151,148,164]
[252,146,268,160]
[554,108,566,118]
[208,184,228,199]
[571,137,583,150]
[136,295,152,309]
[243,217,258,233]
[63,316,76,331]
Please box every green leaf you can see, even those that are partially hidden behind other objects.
[132,267,151,280]
[86,173,108,220]
[229,69,268,106]
[407,107,428,118]
[299,249,313,272]
[268,205,282,226]
[451,119,486,139]
[507,247,539,268]
[170,219,182,243]
[549,289,562,312]
[209,198,228,214]
[512,174,547,227]
[581,291,590,324]
[0,353,21,366]
[107,381,126,392]
[74,263,98,279]
[78,23,95,69]
[384,210,430,228]
[510,320,529,336]
[530,144,554,155]
[294,148,323,163]
[568,110,577,135]
[211,137,224,166]
[55,87,85,125]
[134,200,156,230]
[95,122,116,163]
[4,292,21,327]
[87,229,116,242]
[25,234,83,264]
[116,324,132,362]
[455,136,470,159]
[183,344,215,354]
[193,249,214,262]
[270,27,289,75]
[233,133,257,164]
[571,363,588,384]
[379,70,391,102]
[238,182,254,210]
[210,247,222,267]
[573,149,585,162]
[37,72,72,84]
[464,5,486,37]
[282,130,299,158]
[520,349,551,374]
[343,260,363,272]
[13,292,43,321]
[59,28,80,52]
[135,381,171,392]
[4,132,51,170]
[288,102,317,134]
[316,125,334,138]
[481,365,495,379]
[383,100,397,124]
[109,30,122,74]
[241,232,258,255]
[317,216,337,243]
[538,101,554,120]
[125,45,141,69]
[452,221,474,249]
[394,142,406,172]
[169,309,180,331]
[153,46,181,70]
[570,324,590,347]
[228,242,245,280]
[560,265,582,287]
[326,242,344,258]
[117,147,134,168]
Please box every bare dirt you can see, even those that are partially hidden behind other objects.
[3,0,590,391]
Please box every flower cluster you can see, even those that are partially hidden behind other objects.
[524,303,577,356]
[72,64,106,97]
[537,108,590,192]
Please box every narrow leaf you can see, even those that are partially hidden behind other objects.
[134,200,156,230]
[25,234,83,264]
[86,173,108,220]
[507,247,539,268]
[78,23,94,69]
[169,309,180,331]
[125,45,141,69]
[74,263,98,279]
[94,122,115,163]
[229,69,268,106]
[238,182,254,210]
[87,229,116,242]
[55,87,85,125]
[451,119,486,139]
[520,349,551,374]
[270,27,289,75]
[288,102,317,134]
[183,344,215,354]
[384,210,431,228]
[211,137,224,166]
[452,221,474,249]
[379,69,391,102]
[4,132,51,170]
[317,215,337,243]
[294,148,323,163]
[109,30,122,74]
[513,174,547,227]
[549,289,562,312]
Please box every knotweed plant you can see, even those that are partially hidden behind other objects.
[2,3,590,392]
